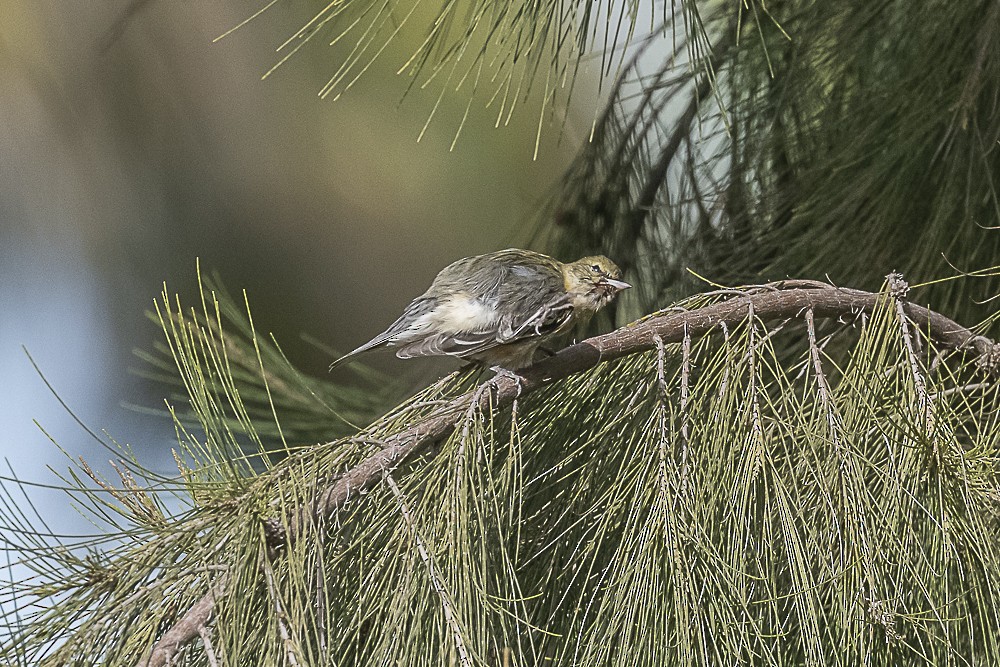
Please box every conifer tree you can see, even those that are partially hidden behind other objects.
[3,1,1000,665]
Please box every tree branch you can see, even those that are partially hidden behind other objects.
[137,280,994,666]
[139,582,220,667]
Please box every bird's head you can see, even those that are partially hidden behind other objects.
[563,255,631,311]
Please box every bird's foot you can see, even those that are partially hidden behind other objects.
[467,366,521,410]
[490,365,525,398]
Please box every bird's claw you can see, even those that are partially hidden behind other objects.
[490,365,525,397]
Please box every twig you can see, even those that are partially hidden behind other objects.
[385,476,471,667]
[138,281,996,665]
[887,274,933,429]
[653,333,670,502]
[745,300,764,485]
[805,309,838,441]
[262,558,304,667]
[679,324,692,488]
[197,627,219,667]
[932,383,992,399]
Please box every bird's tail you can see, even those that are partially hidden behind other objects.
[328,332,396,371]
[329,297,434,371]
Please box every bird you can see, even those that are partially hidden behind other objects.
[329,248,630,371]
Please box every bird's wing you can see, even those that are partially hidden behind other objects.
[396,292,575,360]
[501,294,576,341]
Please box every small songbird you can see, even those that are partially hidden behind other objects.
[330,248,630,371]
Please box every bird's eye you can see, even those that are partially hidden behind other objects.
[591,264,602,274]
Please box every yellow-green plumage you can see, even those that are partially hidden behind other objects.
[330,248,630,370]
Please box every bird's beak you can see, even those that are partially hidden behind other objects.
[601,278,632,291]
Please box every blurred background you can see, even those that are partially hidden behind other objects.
[0,0,598,531]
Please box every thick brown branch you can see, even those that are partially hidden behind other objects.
[138,282,993,666]
[138,583,220,667]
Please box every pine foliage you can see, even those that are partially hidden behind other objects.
[537,0,1000,322]
[4,0,1000,664]
[3,277,1000,665]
